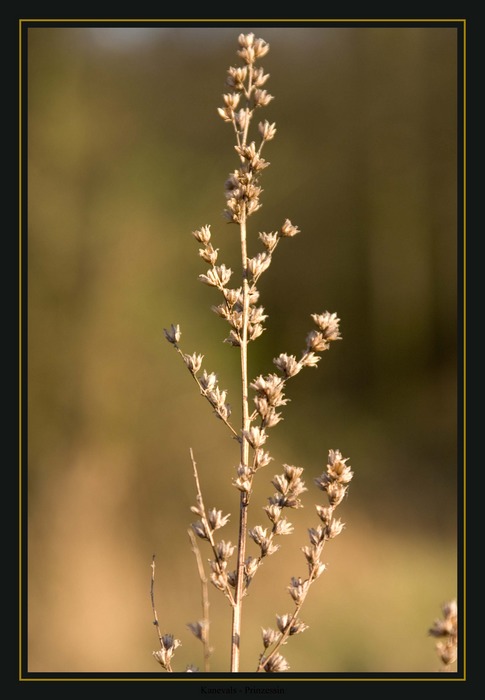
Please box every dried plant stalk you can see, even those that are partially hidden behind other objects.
[154,32,354,674]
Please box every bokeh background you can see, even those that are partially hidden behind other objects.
[26,24,460,674]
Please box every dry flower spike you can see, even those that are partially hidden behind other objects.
[155,32,354,673]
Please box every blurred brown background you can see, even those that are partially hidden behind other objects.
[26,24,460,674]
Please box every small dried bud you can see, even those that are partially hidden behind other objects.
[192,225,211,243]
[262,540,279,557]
[223,92,241,109]
[208,385,227,409]
[211,303,230,320]
[253,37,270,59]
[215,540,235,561]
[211,571,229,591]
[313,562,326,579]
[217,402,231,421]
[249,306,268,325]
[208,508,230,530]
[152,651,167,668]
[271,473,289,495]
[249,525,268,546]
[277,614,308,636]
[261,627,279,649]
[238,44,255,64]
[244,556,260,578]
[326,517,345,539]
[283,464,305,483]
[235,108,250,132]
[234,143,269,172]
[250,374,287,406]
[301,351,321,368]
[199,243,218,265]
[276,613,291,633]
[253,88,273,107]
[259,231,279,252]
[233,474,252,493]
[227,570,237,588]
[224,199,243,224]
[224,329,241,347]
[215,400,232,421]
[308,526,325,546]
[248,322,265,341]
[183,353,203,374]
[226,65,247,90]
[223,287,241,306]
[243,426,268,448]
[199,370,217,391]
[301,545,320,566]
[163,634,180,650]
[326,481,348,507]
[217,106,233,122]
[264,503,282,523]
[163,323,181,344]
[254,448,273,469]
[280,219,300,237]
[273,353,302,378]
[258,120,277,141]
[153,634,181,669]
[253,67,270,87]
[287,576,308,605]
[187,620,206,641]
[248,527,275,557]
[272,465,307,508]
[315,504,333,524]
[199,264,232,288]
[249,245,272,274]
[314,472,331,490]
[437,641,457,666]
[305,330,329,352]
[247,288,260,305]
[274,518,294,536]
[428,599,457,669]
[263,653,290,673]
[191,520,210,541]
[429,603,457,638]
[327,449,354,484]
[261,407,282,428]
[311,311,342,342]
[238,32,255,48]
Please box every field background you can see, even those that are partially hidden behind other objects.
[26,24,459,674]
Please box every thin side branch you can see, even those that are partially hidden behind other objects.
[190,448,236,607]
[151,555,164,648]
[188,529,212,672]
[151,556,181,672]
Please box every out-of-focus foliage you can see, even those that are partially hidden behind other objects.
[26,25,459,673]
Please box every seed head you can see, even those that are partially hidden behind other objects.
[263,653,290,673]
[163,324,181,345]
[192,225,211,243]
[280,219,300,237]
[311,311,342,341]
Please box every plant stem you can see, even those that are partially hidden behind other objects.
[231,209,251,673]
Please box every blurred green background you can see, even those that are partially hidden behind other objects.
[26,25,459,674]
